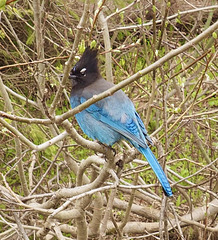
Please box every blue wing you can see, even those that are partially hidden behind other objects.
[79,96,148,148]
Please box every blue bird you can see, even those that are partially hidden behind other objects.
[69,47,172,197]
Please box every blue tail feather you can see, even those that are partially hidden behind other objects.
[138,146,173,197]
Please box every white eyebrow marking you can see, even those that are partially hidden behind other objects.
[80,68,86,74]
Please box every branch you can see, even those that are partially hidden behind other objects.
[106,0,140,21]
[33,0,46,101]
[4,85,38,107]
[110,5,218,31]
[0,117,68,151]
[168,167,217,198]
[0,111,51,125]
[54,20,218,123]
[49,0,90,115]
[0,76,29,196]
[106,199,218,234]
[0,56,68,71]
[98,10,113,82]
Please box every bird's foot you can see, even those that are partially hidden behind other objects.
[96,141,116,156]
[116,159,123,168]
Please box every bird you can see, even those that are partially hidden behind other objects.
[69,46,172,197]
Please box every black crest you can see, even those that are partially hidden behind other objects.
[74,46,99,75]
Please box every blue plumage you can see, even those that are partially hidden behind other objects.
[69,47,172,197]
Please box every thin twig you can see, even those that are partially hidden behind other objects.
[110,5,218,31]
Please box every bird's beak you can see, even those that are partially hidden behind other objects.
[69,73,77,80]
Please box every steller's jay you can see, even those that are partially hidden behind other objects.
[69,47,172,197]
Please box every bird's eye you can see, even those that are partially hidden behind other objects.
[71,66,76,74]
[80,68,86,75]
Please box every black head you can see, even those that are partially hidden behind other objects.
[69,46,100,86]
